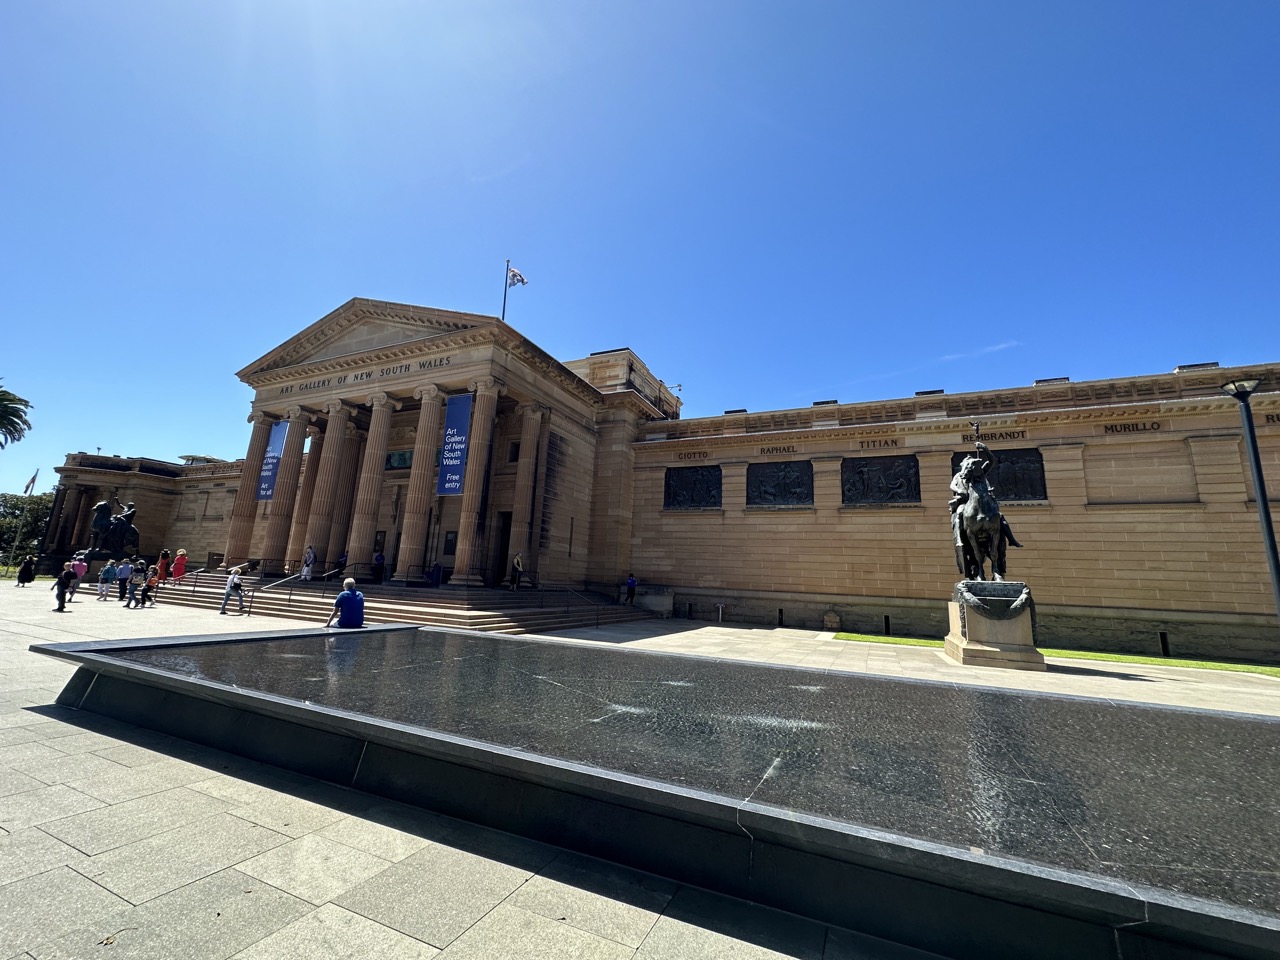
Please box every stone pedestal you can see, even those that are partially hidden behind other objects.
[943,581,1045,671]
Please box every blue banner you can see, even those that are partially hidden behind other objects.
[437,394,472,496]
[256,420,289,501]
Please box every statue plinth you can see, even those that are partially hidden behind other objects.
[943,581,1045,671]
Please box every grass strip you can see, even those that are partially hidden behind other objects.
[833,632,1280,678]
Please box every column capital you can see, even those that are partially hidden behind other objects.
[516,402,545,421]
[248,411,277,426]
[366,392,404,412]
[469,376,506,397]
[323,400,356,418]
[414,384,443,403]
[307,424,323,440]
[284,406,315,423]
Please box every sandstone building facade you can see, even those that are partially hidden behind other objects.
[47,298,1280,661]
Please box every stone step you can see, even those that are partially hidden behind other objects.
[157,581,651,635]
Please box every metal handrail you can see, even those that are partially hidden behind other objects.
[533,580,608,628]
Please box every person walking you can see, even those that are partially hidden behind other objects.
[97,559,118,600]
[157,549,171,583]
[115,558,133,600]
[219,567,246,615]
[300,545,315,582]
[509,551,524,591]
[171,549,188,583]
[124,562,146,608]
[69,555,88,600]
[16,556,35,587]
[51,562,75,612]
[139,565,159,608]
[625,573,637,605]
[325,578,365,628]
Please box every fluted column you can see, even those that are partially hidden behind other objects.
[451,377,504,585]
[507,403,545,573]
[70,487,97,547]
[393,385,444,580]
[329,426,365,560]
[346,392,403,572]
[54,487,79,551]
[259,406,313,574]
[304,402,352,565]
[43,485,68,552]
[225,412,276,567]
[285,426,323,569]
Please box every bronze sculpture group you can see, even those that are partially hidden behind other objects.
[88,496,140,558]
[949,427,1022,581]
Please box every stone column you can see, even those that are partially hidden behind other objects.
[43,485,68,552]
[303,402,351,565]
[285,426,323,568]
[346,393,403,573]
[70,487,96,548]
[451,377,504,586]
[329,426,364,565]
[225,412,276,566]
[507,403,545,573]
[57,486,85,550]
[393,385,444,580]
[259,406,313,574]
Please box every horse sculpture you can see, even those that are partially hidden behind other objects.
[955,469,1008,581]
[950,440,1020,581]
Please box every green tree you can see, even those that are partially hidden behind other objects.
[0,380,33,449]
[0,490,55,568]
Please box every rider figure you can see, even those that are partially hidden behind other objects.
[950,442,1022,549]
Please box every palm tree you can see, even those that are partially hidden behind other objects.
[0,381,32,449]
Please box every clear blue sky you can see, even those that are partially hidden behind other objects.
[2,1,1277,494]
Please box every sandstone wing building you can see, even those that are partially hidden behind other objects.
[47,298,1280,662]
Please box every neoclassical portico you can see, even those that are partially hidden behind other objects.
[223,298,671,587]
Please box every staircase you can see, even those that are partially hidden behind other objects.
[157,573,652,635]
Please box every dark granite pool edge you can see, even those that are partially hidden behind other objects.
[31,629,1278,960]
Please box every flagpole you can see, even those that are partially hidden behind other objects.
[3,497,30,578]
[501,258,510,324]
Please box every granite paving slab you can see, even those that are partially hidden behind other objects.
[25,867,312,960]
[0,828,88,886]
[74,812,293,904]
[37,785,229,855]
[506,851,677,947]
[335,840,538,948]
[632,886,827,960]
[236,834,394,905]
[436,902,634,960]
[226,903,439,960]
[0,866,131,956]
[0,783,104,832]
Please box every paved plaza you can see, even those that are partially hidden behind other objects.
[0,586,1275,959]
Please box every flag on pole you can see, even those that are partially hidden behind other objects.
[507,267,528,288]
[22,469,38,495]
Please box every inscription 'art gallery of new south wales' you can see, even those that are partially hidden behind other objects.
[47,298,1280,661]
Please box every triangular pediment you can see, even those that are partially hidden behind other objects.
[237,298,498,381]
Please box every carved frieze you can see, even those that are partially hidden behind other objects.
[664,466,722,509]
[747,461,813,506]
[841,455,920,504]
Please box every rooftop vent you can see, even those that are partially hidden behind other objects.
[1174,362,1220,372]
[915,389,945,397]
[1034,377,1070,385]
[812,400,838,406]
[724,409,747,415]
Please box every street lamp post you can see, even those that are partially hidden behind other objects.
[1222,380,1280,626]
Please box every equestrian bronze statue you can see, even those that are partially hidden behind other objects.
[949,436,1022,581]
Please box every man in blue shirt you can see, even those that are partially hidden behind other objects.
[326,577,364,628]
